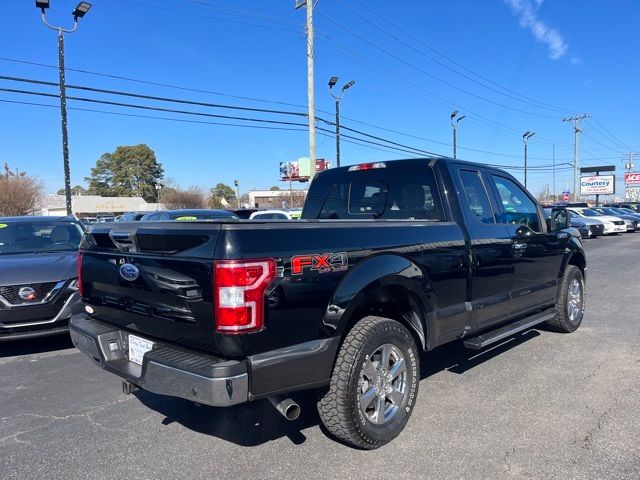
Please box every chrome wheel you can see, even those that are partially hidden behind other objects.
[567,278,583,324]
[359,343,407,425]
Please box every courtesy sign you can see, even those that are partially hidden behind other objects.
[580,175,615,195]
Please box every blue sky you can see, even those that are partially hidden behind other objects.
[1,0,638,197]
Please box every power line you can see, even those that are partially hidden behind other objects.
[0,75,308,117]
[0,58,309,109]
[0,55,578,155]
[0,87,311,128]
[319,34,573,148]
[591,117,632,151]
[0,88,437,157]
[584,118,630,152]
[0,98,310,133]
[1,96,581,171]
[317,12,560,119]
[347,0,577,114]
[332,0,572,115]
[117,0,301,33]
[0,75,608,163]
[185,0,300,27]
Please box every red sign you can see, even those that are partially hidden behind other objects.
[624,172,640,186]
[563,193,570,201]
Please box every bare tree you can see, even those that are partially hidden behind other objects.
[161,186,206,209]
[0,172,43,216]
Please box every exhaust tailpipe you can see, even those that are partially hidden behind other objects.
[268,395,301,421]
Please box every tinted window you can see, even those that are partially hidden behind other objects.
[318,168,443,220]
[459,170,495,224]
[490,175,541,231]
[169,211,237,220]
[253,213,288,220]
[0,221,83,255]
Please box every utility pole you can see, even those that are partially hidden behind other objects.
[552,144,556,201]
[450,111,465,159]
[522,131,535,190]
[623,152,639,200]
[328,77,355,168]
[562,113,590,201]
[36,1,92,216]
[287,163,294,208]
[296,0,316,175]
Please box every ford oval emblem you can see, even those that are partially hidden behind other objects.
[18,286,37,301]
[119,263,139,282]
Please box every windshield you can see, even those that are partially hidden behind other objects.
[581,209,603,217]
[0,220,83,255]
[620,208,637,214]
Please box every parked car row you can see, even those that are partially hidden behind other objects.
[541,203,640,239]
[113,208,302,222]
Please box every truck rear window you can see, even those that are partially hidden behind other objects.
[315,168,444,220]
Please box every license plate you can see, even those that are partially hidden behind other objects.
[128,334,154,365]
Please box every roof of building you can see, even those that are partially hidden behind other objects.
[38,194,151,213]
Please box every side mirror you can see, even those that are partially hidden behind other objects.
[550,207,570,231]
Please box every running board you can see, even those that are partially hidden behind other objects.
[463,310,556,350]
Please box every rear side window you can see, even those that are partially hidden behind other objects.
[318,167,443,220]
[253,213,288,220]
[459,170,495,224]
[490,175,541,231]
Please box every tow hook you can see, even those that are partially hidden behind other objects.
[122,380,139,395]
[268,395,301,421]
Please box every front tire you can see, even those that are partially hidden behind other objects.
[546,265,585,333]
[317,316,420,449]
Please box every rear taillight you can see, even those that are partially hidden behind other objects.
[77,252,84,297]
[213,259,276,333]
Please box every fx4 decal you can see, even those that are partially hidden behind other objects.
[291,252,349,275]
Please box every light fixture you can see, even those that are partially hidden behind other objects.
[328,76,338,88]
[450,110,458,119]
[35,0,50,11]
[342,80,355,92]
[72,2,92,19]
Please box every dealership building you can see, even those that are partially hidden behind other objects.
[38,194,164,217]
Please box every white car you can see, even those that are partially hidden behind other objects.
[249,210,293,220]
[568,207,626,234]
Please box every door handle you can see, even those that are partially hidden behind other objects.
[513,241,527,252]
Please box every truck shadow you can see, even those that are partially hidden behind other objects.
[135,329,540,447]
[0,333,73,358]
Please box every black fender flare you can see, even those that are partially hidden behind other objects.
[559,237,587,279]
[322,254,435,350]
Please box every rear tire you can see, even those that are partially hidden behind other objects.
[317,316,419,449]
[546,265,585,333]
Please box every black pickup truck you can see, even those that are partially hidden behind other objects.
[71,158,586,449]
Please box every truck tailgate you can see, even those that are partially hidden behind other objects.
[81,223,222,354]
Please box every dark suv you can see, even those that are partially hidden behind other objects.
[0,216,84,341]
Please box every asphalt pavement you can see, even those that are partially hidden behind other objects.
[1,233,639,480]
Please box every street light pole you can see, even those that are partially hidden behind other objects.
[234,179,240,208]
[522,131,535,190]
[36,1,92,216]
[450,111,466,159]
[154,183,163,211]
[328,77,355,168]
